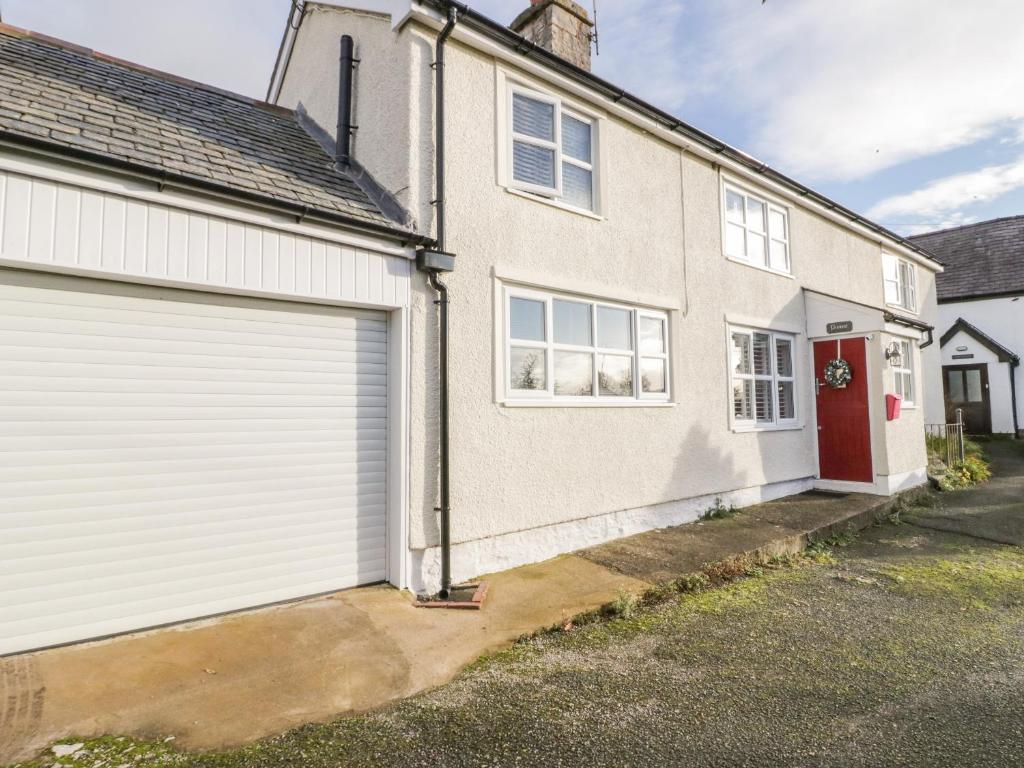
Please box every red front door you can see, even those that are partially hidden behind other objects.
[814,338,873,483]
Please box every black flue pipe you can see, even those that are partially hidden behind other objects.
[337,35,356,166]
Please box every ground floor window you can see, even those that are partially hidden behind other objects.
[504,285,671,404]
[892,339,915,406]
[730,326,798,429]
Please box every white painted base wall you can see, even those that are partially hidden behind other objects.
[408,476,815,595]
[814,468,927,497]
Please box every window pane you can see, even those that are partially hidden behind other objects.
[734,379,754,421]
[947,371,965,403]
[903,373,914,403]
[512,94,554,140]
[639,316,666,354]
[597,306,633,350]
[510,347,546,391]
[513,141,556,188]
[553,299,592,346]
[510,297,545,341]
[554,350,594,396]
[726,223,746,258]
[768,209,787,239]
[966,369,983,402]
[769,239,789,272]
[732,332,752,375]
[778,381,795,420]
[725,190,745,223]
[748,232,767,265]
[562,163,593,210]
[775,337,793,378]
[746,197,766,232]
[598,354,633,396]
[755,380,774,423]
[561,114,592,162]
[641,358,667,394]
[752,333,772,376]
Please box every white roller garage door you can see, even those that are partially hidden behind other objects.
[0,269,388,655]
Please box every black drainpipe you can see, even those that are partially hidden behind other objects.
[417,6,460,599]
[337,35,357,166]
[1010,362,1021,438]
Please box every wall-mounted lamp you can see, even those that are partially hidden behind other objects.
[885,341,903,368]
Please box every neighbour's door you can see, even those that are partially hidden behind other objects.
[814,338,873,483]
[943,364,992,434]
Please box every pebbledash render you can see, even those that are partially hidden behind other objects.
[270,0,943,595]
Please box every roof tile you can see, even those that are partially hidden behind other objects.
[909,217,1024,301]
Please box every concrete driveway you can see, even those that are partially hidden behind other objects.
[6,446,1024,767]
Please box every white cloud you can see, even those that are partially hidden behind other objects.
[867,155,1024,221]
[680,0,1024,182]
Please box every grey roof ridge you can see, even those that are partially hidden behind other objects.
[907,214,1024,240]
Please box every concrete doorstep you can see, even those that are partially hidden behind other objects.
[0,489,901,764]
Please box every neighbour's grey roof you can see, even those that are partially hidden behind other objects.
[0,25,408,236]
[909,216,1024,302]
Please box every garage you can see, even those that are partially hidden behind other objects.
[0,268,390,654]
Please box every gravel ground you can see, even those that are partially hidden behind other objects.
[11,492,1024,767]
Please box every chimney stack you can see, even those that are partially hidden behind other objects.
[510,0,594,71]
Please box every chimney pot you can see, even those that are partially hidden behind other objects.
[511,0,594,71]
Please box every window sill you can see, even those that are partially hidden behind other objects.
[725,255,795,280]
[731,422,805,434]
[500,399,675,409]
[885,303,919,317]
[506,187,605,221]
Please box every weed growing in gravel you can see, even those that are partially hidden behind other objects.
[611,589,638,620]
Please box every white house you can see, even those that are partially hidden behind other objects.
[913,217,1023,437]
[0,0,943,656]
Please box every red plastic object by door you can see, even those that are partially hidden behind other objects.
[886,393,903,421]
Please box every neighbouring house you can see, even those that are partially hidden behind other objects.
[0,0,942,656]
[912,217,1023,437]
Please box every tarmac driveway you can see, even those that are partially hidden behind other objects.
[9,441,1024,768]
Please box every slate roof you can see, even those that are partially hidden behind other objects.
[0,25,409,236]
[908,216,1024,302]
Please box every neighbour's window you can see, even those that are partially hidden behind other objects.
[510,87,596,212]
[505,286,670,403]
[723,182,791,273]
[893,339,915,405]
[730,327,798,428]
[883,254,917,312]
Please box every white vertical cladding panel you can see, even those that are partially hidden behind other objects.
[0,168,412,309]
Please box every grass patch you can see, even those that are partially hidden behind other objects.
[927,435,993,491]
[881,547,1024,610]
[700,496,738,521]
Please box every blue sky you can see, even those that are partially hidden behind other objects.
[5,0,1024,236]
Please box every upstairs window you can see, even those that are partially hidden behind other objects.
[883,254,917,312]
[510,87,595,212]
[723,182,791,274]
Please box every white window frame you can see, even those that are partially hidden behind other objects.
[503,285,671,406]
[892,338,916,407]
[883,253,917,313]
[506,83,599,214]
[729,326,799,431]
[721,180,792,276]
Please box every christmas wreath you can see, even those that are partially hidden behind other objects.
[824,358,853,388]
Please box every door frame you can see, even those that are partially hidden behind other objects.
[810,333,880,492]
[942,363,993,435]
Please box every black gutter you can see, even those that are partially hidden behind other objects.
[423,0,941,268]
[883,311,934,348]
[0,132,432,248]
[422,5,459,600]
